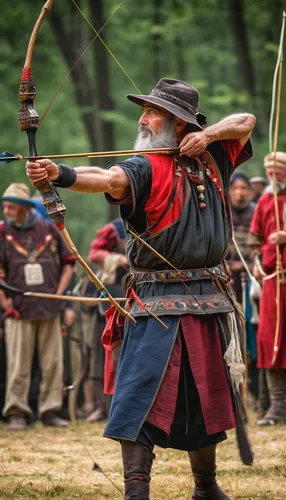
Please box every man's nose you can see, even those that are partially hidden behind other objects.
[139,113,148,126]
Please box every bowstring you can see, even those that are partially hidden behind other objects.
[38,0,124,128]
[269,11,285,366]
[269,12,285,152]
[71,0,141,94]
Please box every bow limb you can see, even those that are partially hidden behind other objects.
[58,226,135,323]
[18,0,135,326]
[269,11,286,366]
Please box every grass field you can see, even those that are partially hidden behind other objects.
[0,413,286,499]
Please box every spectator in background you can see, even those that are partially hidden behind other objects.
[83,218,128,422]
[226,173,258,407]
[250,176,268,204]
[31,193,51,221]
[0,183,75,431]
[227,173,255,302]
[249,152,286,425]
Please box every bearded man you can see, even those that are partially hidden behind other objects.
[26,79,256,500]
[249,151,286,426]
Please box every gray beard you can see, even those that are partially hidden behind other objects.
[265,180,286,194]
[134,118,177,150]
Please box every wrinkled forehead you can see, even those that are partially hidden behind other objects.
[265,165,286,174]
[230,179,251,190]
[142,101,173,117]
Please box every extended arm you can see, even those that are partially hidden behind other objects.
[26,161,130,199]
[180,113,256,156]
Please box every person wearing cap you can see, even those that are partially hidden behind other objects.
[227,172,255,301]
[226,173,259,408]
[26,79,255,499]
[249,151,286,426]
[0,183,75,431]
[249,176,268,203]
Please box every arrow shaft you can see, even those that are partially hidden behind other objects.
[24,291,127,302]
[15,147,179,161]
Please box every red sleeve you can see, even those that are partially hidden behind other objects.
[220,139,250,168]
[62,255,76,266]
[0,221,6,278]
[249,198,263,237]
[88,224,118,265]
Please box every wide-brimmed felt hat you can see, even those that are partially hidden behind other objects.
[249,176,269,185]
[0,183,35,207]
[127,78,207,131]
[264,151,286,170]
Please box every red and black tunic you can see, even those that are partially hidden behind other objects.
[104,139,252,451]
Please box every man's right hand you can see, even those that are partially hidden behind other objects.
[26,159,60,184]
[3,308,20,319]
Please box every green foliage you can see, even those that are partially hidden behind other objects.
[0,0,285,253]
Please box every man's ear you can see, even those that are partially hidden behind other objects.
[175,117,187,134]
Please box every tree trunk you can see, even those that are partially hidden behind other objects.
[173,0,187,81]
[226,0,264,137]
[49,4,98,151]
[89,0,119,220]
[152,0,163,81]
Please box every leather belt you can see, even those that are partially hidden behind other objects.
[129,264,227,284]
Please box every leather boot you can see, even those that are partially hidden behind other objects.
[121,440,155,500]
[8,413,27,432]
[256,369,270,417]
[257,369,286,425]
[188,445,230,499]
[42,412,69,428]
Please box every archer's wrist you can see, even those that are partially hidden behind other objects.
[203,127,218,146]
[53,164,77,188]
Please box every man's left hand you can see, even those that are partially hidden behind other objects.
[179,131,209,157]
[268,230,286,245]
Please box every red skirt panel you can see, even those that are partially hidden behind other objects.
[257,278,286,369]
[146,314,237,435]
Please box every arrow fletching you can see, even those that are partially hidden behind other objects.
[0,152,22,164]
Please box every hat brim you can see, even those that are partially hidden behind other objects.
[0,196,35,207]
[127,94,203,131]
[250,177,268,184]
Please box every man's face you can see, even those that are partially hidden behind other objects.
[139,104,170,134]
[2,201,30,224]
[229,179,252,209]
[134,103,177,150]
[265,166,286,185]
[250,181,265,198]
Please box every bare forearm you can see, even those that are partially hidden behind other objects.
[69,167,113,193]
[56,264,73,295]
[68,165,129,199]
[180,112,256,156]
[26,159,130,199]
[204,113,256,144]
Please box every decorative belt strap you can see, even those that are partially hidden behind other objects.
[129,293,234,317]
[128,264,227,284]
